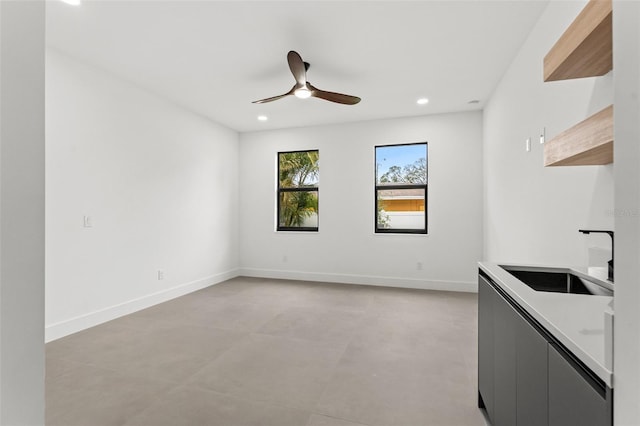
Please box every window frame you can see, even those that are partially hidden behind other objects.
[277,149,319,232]
[374,142,428,234]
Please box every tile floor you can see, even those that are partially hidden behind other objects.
[46,277,489,426]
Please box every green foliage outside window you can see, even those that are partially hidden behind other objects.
[378,157,427,184]
[278,150,319,230]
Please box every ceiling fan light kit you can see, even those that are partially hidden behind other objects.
[294,87,312,99]
[252,51,361,105]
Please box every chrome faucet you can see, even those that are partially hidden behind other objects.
[578,229,614,282]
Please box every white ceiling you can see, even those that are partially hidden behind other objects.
[46,0,549,132]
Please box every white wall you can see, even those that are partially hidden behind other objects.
[239,112,483,291]
[483,0,614,268]
[45,50,240,341]
[0,1,45,423]
[612,1,640,424]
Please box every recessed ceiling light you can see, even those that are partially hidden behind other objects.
[417,98,429,105]
[60,0,81,5]
[257,115,268,122]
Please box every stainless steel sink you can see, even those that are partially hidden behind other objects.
[500,266,613,296]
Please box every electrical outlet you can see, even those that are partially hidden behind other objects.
[83,215,93,228]
[157,270,164,280]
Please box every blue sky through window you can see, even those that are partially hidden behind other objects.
[376,144,427,181]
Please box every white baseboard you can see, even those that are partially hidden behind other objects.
[239,267,477,293]
[45,269,240,342]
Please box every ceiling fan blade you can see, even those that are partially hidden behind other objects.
[287,50,307,86]
[307,83,361,105]
[252,94,290,104]
[252,86,295,104]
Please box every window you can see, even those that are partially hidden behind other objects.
[277,150,319,231]
[375,143,427,234]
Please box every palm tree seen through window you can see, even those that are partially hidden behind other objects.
[277,150,319,231]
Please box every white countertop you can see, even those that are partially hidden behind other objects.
[479,261,614,388]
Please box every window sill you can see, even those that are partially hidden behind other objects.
[373,231,428,236]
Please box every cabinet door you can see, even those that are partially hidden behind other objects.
[548,344,608,426]
[516,313,548,426]
[493,289,517,426]
[477,276,494,419]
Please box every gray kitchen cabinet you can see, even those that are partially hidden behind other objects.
[479,274,542,426]
[516,313,548,426]
[478,275,495,419]
[478,270,611,426]
[492,288,517,426]
[548,343,608,426]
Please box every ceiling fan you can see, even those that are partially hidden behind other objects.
[252,51,361,105]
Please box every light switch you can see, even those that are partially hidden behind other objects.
[525,138,531,152]
[539,127,546,144]
[83,215,93,228]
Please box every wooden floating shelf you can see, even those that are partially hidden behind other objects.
[544,0,612,82]
[544,105,613,167]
